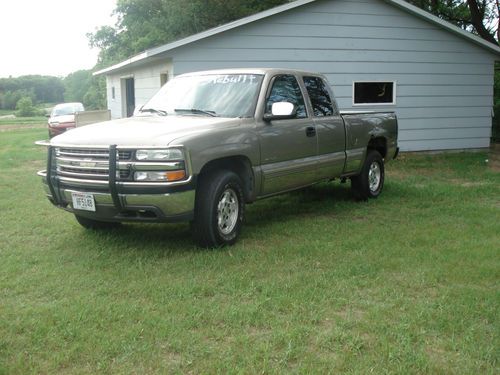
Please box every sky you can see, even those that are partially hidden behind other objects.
[0,0,117,78]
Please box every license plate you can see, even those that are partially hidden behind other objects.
[71,192,96,212]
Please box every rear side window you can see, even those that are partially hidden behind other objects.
[266,75,307,118]
[303,76,335,117]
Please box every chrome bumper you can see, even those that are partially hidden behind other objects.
[38,170,195,223]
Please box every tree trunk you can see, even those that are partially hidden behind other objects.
[467,0,498,45]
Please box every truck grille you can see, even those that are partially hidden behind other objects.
[55,147,132,182]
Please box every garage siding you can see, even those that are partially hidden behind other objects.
[166,0,495,151]
[106,61,173,119]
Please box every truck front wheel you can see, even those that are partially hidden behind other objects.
[351,150,385,200]
[74,215,121,230]
[193,170,245,248]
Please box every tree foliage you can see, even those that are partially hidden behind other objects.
[64,70,93,104]
[0,75,64,103]
[407,0,499,45]
[0,75,64,110]
[15,97,38,117]
[63,70,107,110]
[88,0,292,67]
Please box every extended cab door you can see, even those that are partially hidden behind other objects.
[303,76,346,179]
[258,74,317,195]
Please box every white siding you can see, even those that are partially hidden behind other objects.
[167,0,496,151]
[106,60,173,119]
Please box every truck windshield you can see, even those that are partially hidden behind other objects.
[142,74,264,118]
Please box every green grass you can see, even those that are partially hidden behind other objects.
[0,116,46,126]
[0,109,15,116]
[1,127,499,374]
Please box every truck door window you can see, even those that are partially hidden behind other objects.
[266,75,307,118]
[303,76,335,117]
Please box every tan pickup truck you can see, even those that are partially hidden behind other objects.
[37,68,398,247]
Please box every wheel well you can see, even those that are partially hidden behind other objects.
[368,137,387,158]
[198,156,254,202]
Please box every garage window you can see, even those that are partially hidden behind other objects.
[353,81,395,105]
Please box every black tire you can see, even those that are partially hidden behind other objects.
[351,150,385,200]
[193,170,245,248]
[74,215,122,230]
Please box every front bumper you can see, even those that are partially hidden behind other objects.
[48,123,76,138]
[38,170,195,222]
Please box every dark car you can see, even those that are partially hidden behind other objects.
[47,102,84,138]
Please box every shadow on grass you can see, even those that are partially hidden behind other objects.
[65,180,409,257]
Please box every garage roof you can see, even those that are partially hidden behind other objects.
[94,0,500,76]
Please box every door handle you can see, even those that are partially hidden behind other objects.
[306,126,316,137]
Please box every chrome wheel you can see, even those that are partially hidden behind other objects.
[217,188,239,235]
[368,161,381,192]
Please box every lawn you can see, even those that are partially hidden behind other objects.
[0,127,498,374]
[0,116,47,126]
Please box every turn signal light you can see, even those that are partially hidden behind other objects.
[165,170,186,181]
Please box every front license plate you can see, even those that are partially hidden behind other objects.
[71,192,96,212]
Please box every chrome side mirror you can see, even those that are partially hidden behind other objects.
[264,102,296,121]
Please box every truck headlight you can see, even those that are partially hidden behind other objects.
[134,170,186,182]
[135,148,183,161]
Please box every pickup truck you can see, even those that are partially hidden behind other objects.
[37,68,398,247]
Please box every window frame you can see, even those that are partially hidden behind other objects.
[352,80,397,106]
[264,74,308,119]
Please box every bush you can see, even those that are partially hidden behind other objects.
[493,105,500,142]
[15,97,37,117]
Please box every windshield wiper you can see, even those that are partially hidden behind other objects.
[139,108,168,116]
[174,108,217,117]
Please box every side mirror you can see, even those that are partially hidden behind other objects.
[263,102,296,121]
[45,114,50,118]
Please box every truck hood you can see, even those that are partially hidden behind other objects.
[51,115,241,146]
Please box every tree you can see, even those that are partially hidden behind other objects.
[0,75,64,109]
[15,97,37,117]
[407,0,499,45]
[88,0,292,67]
[83,76,107,110]
[64,70,93,103]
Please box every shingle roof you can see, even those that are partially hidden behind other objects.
[94,0,500,76]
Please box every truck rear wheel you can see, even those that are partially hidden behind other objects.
[351,150,385,200]
[193,170,245,248]
[74,215,122,230]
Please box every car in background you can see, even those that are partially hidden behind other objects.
[47,102,84,138]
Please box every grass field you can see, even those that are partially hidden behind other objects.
[0,116,47,126]
[0,127,499,374]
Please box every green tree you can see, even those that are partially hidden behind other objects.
[0,75,64,109]
[88,0,292,67]
[64,70,93,103]
[83,76,107,110]
[407,0,499,45]
[15,97,37,117]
